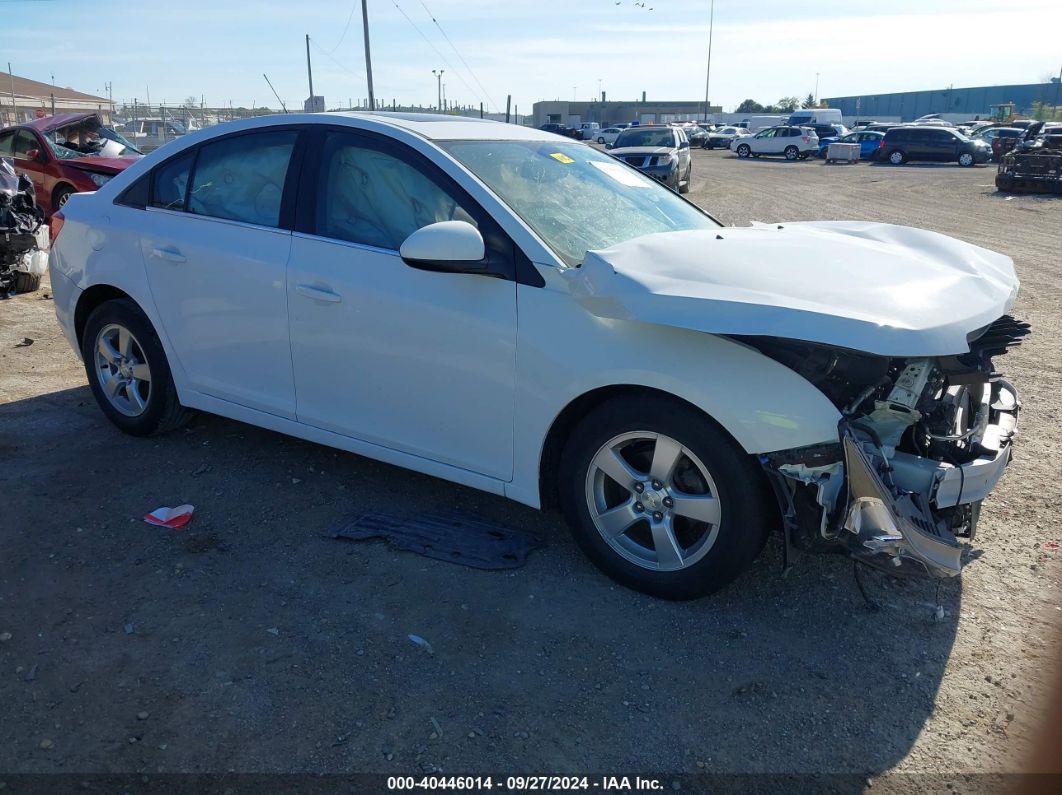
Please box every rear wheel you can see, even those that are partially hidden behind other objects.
[888,149,907,165]
[559,395,773,600]
[736,143,751,159]
[784,145,799,161]
[597,136,605,144]
[82,298,192,436]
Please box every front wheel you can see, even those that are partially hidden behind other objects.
[784,145,799,161]
[52,184,75,213]
[678,164,691,194]
[82,298,192,436]
[958,152,975,167]
[559,395,773,600]
[735,144,751,159]
[597,136,605,144]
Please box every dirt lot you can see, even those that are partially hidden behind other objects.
[1,152,1060,788]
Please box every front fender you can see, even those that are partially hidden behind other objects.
[507,278,842,508]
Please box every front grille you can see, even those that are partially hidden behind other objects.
[623,155,646,167]
[967,314,1031,357]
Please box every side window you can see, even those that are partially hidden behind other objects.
[151,150,194,210]
[315,133,477,251]
[187,131,297,227]
[0,130,14,156]
[13,131,39,159]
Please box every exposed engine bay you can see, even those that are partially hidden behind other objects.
[740,314,1029,576]
[1,157,46,297]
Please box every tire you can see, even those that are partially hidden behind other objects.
[81,298,192,436]
[958,152,975,167]
[784,145,799,161]
[678,164,691,194]
[597,136,605,144]
[14,271,41,294]
[52,184,75,213]
[887,149,906,165]
[558,395,773,600]
[736,144,751,159]
[995,175,1015,192]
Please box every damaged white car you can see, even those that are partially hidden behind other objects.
[48,113,1025,599]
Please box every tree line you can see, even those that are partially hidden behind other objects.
[735,93,828,114]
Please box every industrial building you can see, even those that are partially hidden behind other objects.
[2,73,114,126]
[824,82,1061,122]
[533,99,722,128]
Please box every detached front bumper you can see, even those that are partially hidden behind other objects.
[841,381,1020,576]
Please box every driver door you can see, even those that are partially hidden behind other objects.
[287,129,517,480]
[752,128,776,154]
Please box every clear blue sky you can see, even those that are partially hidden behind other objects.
[4,0,1060,113]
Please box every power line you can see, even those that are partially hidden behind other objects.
[326,0,360,55]
[391,0,486,109]
[416,0,498,112]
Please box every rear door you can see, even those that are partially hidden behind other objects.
[135,128,303,418]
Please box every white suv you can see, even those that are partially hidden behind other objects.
[730,125,819,161]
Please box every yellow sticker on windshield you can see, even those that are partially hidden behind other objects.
[550,152,575,164]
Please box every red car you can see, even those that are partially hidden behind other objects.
[0,112,141,214]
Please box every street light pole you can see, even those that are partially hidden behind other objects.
[702,0,714,121]
[815,72,820,105]
[432,69,443,111]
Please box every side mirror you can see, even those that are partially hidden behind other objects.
[400,221,487,274]
[25,148,43,162]
[605,142,613,150]
[679,140,690,150]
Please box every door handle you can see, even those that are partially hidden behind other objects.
[151,246,186,263]
[295,284,342,303]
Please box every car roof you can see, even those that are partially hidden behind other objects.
[309,111,560,141]
[21,112,100,133]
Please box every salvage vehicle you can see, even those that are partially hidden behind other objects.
[996,131,1062,194]
[0,113,141,213]
[0,158,47,295]
[607,125,692,193]
[49,112,1025,599]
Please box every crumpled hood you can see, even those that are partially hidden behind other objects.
[564,221,1019,357]
[66,156,140,174]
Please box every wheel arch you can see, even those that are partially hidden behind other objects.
[74,284,138,347]
[538,384,753,511]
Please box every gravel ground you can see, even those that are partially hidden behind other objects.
[1,151,1060,788]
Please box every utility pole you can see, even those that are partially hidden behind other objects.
[361,0,375,110]
[432,69,443,111]
[702,0,714,121]
[815,72,820,105]
[305,34,315,107]
[7,63,16,125]
[505,94,511,124]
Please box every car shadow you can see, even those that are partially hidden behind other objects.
[0,385,962,777]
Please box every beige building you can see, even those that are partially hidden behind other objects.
[2,73,113,126]
[533,99,722,128]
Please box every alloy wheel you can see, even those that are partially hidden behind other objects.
[94,323,152,417]
[584,431,722,572]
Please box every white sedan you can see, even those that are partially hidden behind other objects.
[49,112,1023,599]
[595,127,623,145]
